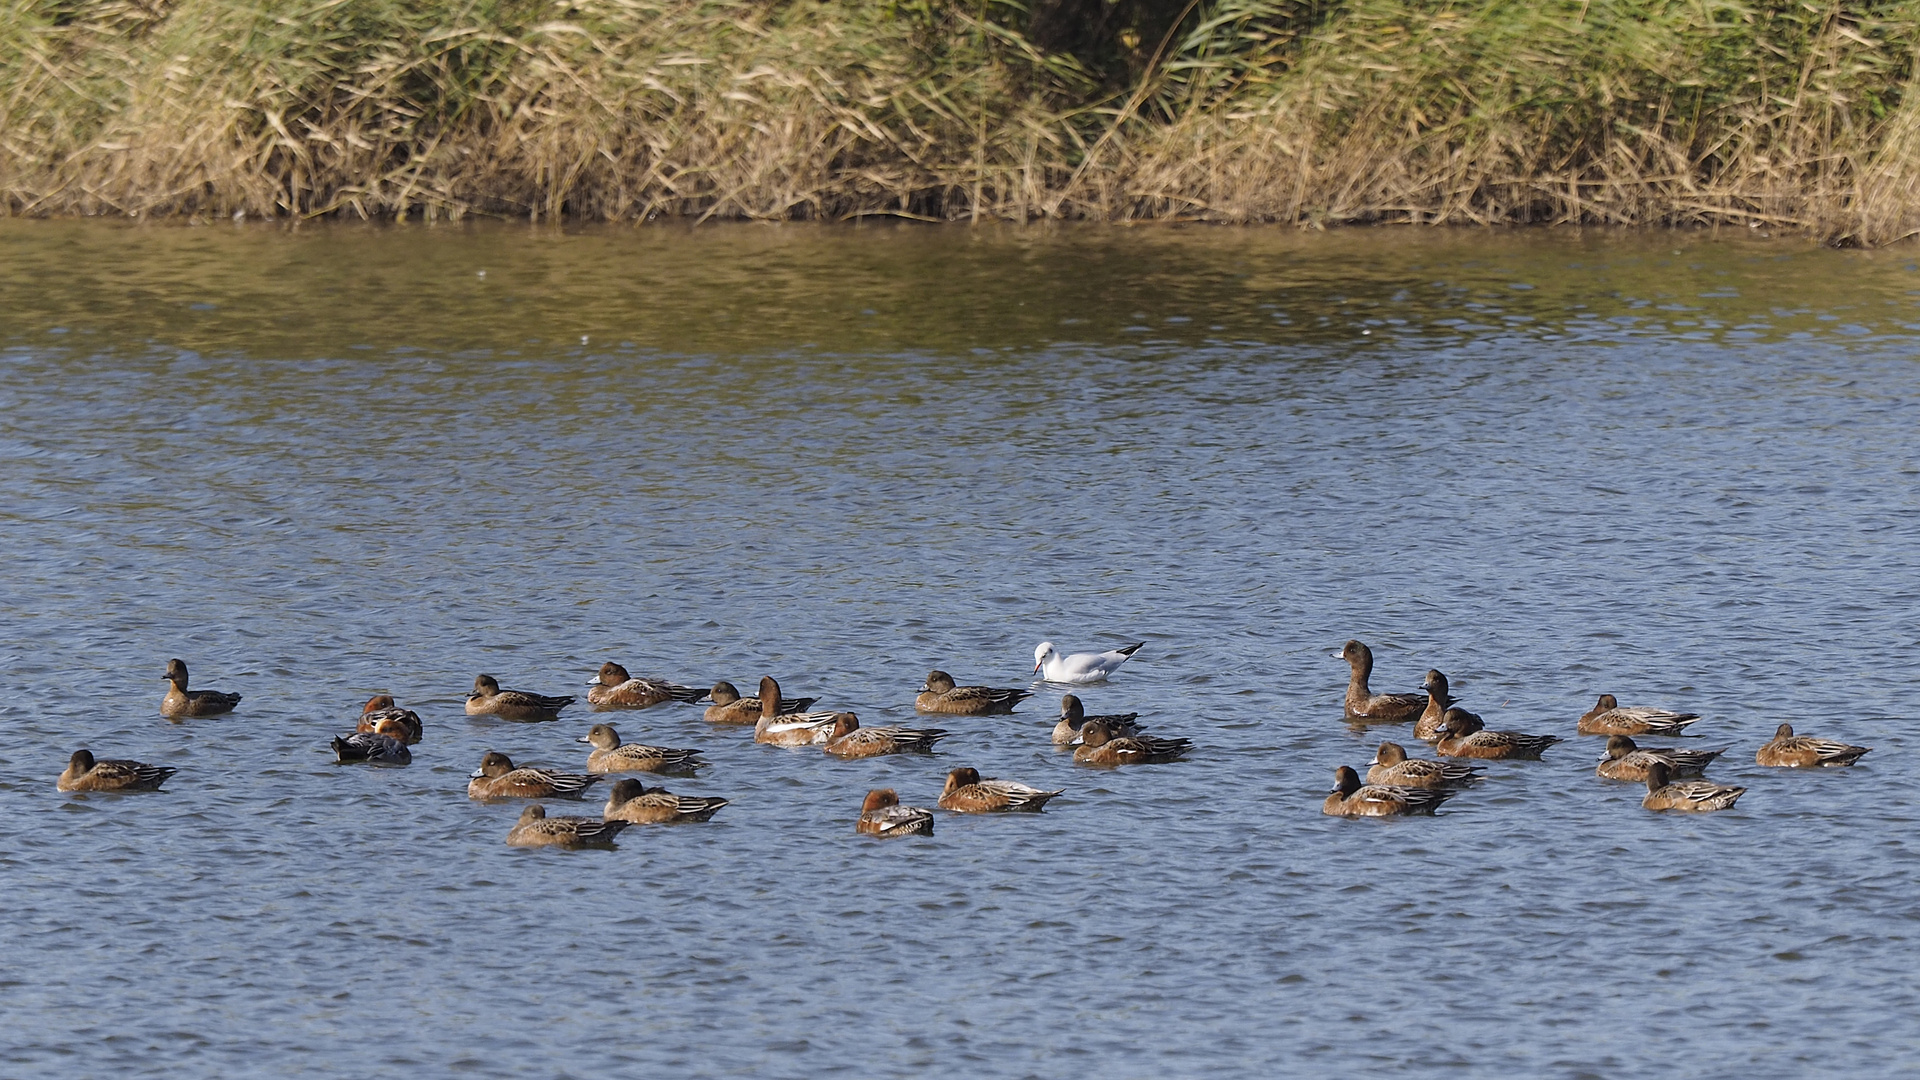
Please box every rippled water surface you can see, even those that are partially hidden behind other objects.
[4,221,1920,1077]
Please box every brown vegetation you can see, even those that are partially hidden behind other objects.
[4,0,1918,242]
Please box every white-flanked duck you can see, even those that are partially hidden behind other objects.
[857,789,934,837]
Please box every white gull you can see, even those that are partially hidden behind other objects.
[1032,641,1145,684]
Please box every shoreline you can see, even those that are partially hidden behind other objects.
[9,2,1920,246]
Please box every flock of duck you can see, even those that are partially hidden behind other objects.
[1328,639,1873,816]
[57,642,1182,846]
[53,637,1873,841]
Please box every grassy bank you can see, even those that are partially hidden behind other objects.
[5,0,1920,242]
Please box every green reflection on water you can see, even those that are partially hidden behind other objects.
[4,220,1919,357]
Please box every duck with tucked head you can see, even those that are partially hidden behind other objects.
[506,804,629,849]
[578,723,705,775]
[602,778,728,824]
[822,714,949,758]
[1335,641,1426,722]
[356,695,423,744]
[160,659,241,719]
[1578,694,1702,737]
[704,679,818,725]
[1051,694,1143,745]
[468,751,601,801]
[1323,765,1458,817]
[465,674,573,722]
[584,662,709,710]
[1366,741,1481,789]
[915,670,1032,715]
[937,767,1062,812]
[1595,735,1724,782]
[1755,723,1871,768]
[1641,761,1746,812]
[753,677,844,746]
[1434,708,1562,761]
[332,717,413,765]
[1072,721,1191,766]
[57,749,177,793]
[857,789,934,837]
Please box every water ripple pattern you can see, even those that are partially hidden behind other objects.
[2,222,1918,1077]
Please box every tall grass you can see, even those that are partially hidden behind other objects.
[5,0,1919,242]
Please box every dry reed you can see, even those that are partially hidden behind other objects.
[5,0,1919,242]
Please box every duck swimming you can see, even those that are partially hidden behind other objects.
[160,659,241,719]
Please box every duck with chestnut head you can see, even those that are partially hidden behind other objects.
[856,789,933,837]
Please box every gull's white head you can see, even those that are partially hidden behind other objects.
[1033,641,1056,673]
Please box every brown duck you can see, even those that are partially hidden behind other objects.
[1323,766,1457,816]
[160,659,241,718]
[1434,708,1561,760]
[601,778,728,824]
[915,670,1032,715]
[1336,641,1427,722]
[57,749,176,792]
[937,767,1062,812]
[1755,723,1871,768]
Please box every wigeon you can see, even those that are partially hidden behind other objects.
[704,679,818,725]
[1071,721,1190,766]
[1755,723,1871,768]
[578,723,705,775]
[584,662,708,710]
[1434,708,1561,760]
[506,804,629,848]
[1595,735,1723,782]
[465,674,573,722]
[1366,741,1481,789]
[1335,641,1426,722]
[57,749,176,792]
[915,670,1032,715]
[601,778,728,824]
[1323,765,1457,816]
[822,714,949,758]
[1051,694,1143,745]
[468,751,600,800]
[1578,694,1702,737]
[857,789,934,837]
[160,658,241,718]
[1641,761,1746,812]
[937,767,1061,812]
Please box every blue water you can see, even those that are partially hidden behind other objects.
[2,221,1918,1077]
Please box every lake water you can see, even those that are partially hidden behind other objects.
[2,220,1918,1077]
